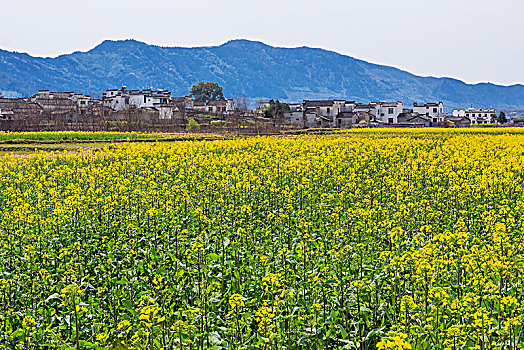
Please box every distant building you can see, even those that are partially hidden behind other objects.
[444,115,471,127]
[31,90,84,120]
[254,101,271,114]
[413,102,444,123]
[172,96,194,110]
[353,103,377,117]
[284,103,317,127]
[192,99,234,114]
[353,101,403,124]
[156,104,181,120]
[0,98,44,129]
[403,113,433,127]
[453,108,496,125]
[285,103,304,125]
[341,101,356,113]
[373,101,404,123]
[302,100,347,127]
[335,111,373,128]
[103,87,171,111]
[512,117,524,127]
[288,103,302,112]
[303,100,345,119]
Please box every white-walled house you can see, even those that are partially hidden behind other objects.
[303,100,346,118]
[283,103,315,127]
[69,94,91,115]
[378,102,403,123]
[129,89,171,109]
[353,103,375,113]
[302,100,347,126]
[157,104,180,120]
[342,101,356,113]
[30,90,81,118]
[102,89,126,110]
[288,103,302,112]
[286,111,317,126]
[172,96,194,110]
[102,87,171,111]
[360,101,403,123]
[413,102,444,123]
[452,108,496,125]
[192,99,234,114]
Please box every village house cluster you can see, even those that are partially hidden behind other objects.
[0,86,507,131]
[0,87,237,130]
[275,100,500,128]
[102,87,235,117]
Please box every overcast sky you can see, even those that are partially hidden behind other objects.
[0,0,522,85]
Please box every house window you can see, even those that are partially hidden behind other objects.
[80,101,86,105]
[388,108,394,114]
[388,118,394,124]
[433,108,437,113]
[125,98,129,105]
[81,110,86,115]
[327,108,331,114]
[381,113,385,117]
[143,96,147,103]
[433,118,437,123]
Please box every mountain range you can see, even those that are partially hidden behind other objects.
[1,39,523,110]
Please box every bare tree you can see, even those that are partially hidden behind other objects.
[234,94,251,113]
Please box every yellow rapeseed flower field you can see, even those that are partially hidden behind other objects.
[1,128,524,349]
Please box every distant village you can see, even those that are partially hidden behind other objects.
[0,85,518,132]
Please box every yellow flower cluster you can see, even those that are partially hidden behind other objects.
[377,332,412,350]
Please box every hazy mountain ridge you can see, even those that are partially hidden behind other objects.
[1,39,523,110]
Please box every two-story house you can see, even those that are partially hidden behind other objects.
[357,101,403,123]
[103,87,171,111]
[192,99,234,114]
[452,108,496,125]
[413,102,444,123]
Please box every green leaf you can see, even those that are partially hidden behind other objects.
[208,253,220,261]
[340,326,348,340]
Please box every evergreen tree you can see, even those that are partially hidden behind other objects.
[190,81,225,102]
[498,111,507,124]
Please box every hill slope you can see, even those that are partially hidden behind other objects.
[1,39,523,110]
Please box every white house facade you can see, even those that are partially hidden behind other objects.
[192,99,234,114]
[372,101,404,124]
[302,100,348,126]
[452,108,496,125]
[413,102,445,123]
[102,88,171,111]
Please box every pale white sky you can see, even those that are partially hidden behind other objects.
[0,0,522,85]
